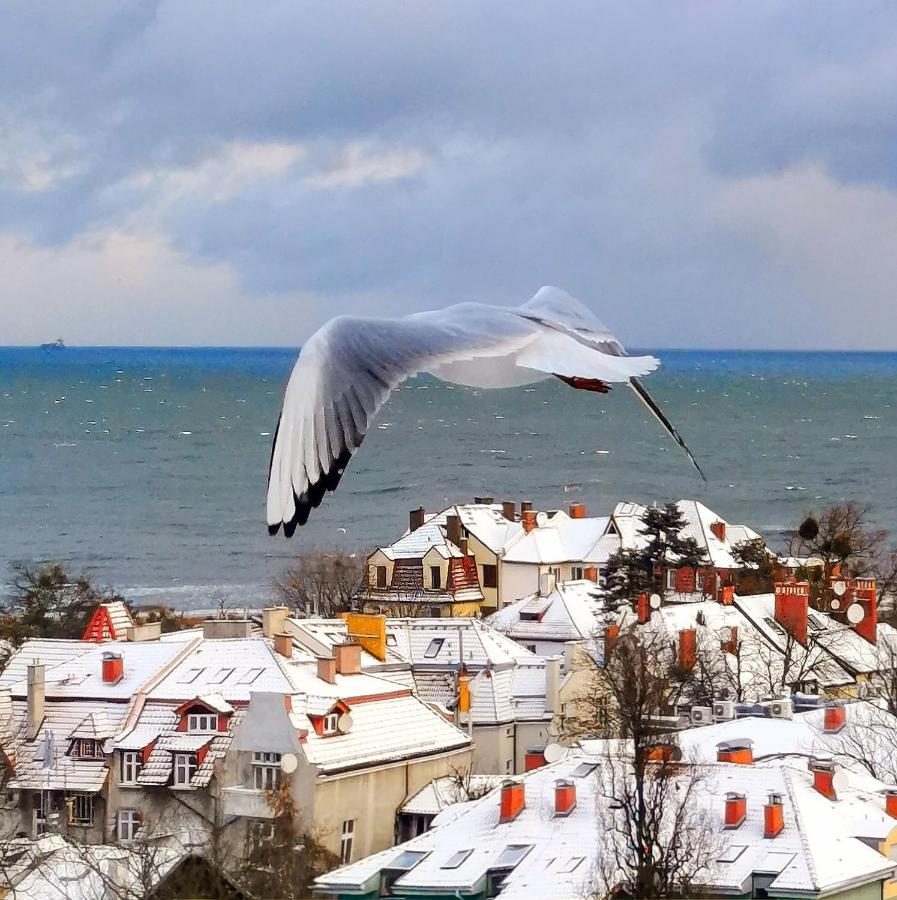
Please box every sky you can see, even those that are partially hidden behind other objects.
[2,2,897,349]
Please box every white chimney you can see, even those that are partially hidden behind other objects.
[27,663,45,740]
[545,657,561,715]
[539,571,556,597]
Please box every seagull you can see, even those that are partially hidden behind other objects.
[267,286,704,536]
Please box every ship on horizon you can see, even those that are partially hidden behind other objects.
[39,338,65,350]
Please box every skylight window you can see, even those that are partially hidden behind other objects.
[389,850,428,871]
[494,845,532,868]
[442,849,474,869]
[763,617,786,637]
[424,638,445,658]
[208,667,235,684]
[557,857,585,874]
[177,667,205,684]
[571,762,598,778]
[386,634,397,646]
[717,845,747,864]
[237,667,264,685]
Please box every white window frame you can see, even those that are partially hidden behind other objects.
[323,712,339,735]
[173,753,197,787]
[73,738,103,759]
[666,568,677,591]
[252,752,282,790]
[117,809,141,842]
[340,819,355,864]
[120,750,141,785]
[187,712,218,733]
[68,793,94,827]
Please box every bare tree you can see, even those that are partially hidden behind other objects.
[275,551,366,618]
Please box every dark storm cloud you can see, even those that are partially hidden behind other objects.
[2,1,897,346]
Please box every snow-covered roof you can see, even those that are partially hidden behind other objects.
[502,512,610,565]
[402,774,504,816]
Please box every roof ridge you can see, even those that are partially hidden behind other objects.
[783,766,819,890]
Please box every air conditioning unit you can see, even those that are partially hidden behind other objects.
[691,706,713,726]
[713,700,736,721]
[768,699,793,720]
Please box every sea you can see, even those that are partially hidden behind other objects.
[2,346,897,610]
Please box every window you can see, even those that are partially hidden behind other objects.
[173,753,197,786]
[424,638,445,658]
[717,844,747,864]
[120,751,141,784]
[494,844,533,867]
[177,667,205,684]
[525,644,537,653]
[340,819,355,864]
[67,793,94,826]
[376,566,387,589]
[442,849,474,869]
[549,567,561,581]
[117,809,141,842]
[187,712,218,733]
[482,565,497,589]
[249,820,276,854]
[666,569,676,590]
[572,567,584,580]
[252,751,282,790]
[71,738,104,759]
[571,762,598,778]
[557,857,585,874]
[208,667,235,684]
[430,566,442,590]
[505,759,512,774]
[323,713,339,735]
[237,668,264,685]
[696,570,705,591]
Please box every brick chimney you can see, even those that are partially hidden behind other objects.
[522,510,537,534]
[474,496,493,505]
[555,779,576,816]
[520,500,533,514]
[499,780,525,822]
[274,632,292,659]
[809,759,837,800]
[774,581,809,646]
[334,642,361,676]
[317,656,336,684]
[262,606,289,639]
[852,578,878,644]
[678,628,697,671]
[524,747,546,771]
[823,702,846,734]
[764,793,784,838]
[584,566,598,583]
[710,521,726,542]
[720,585,735,606]
[409,506,426,532]
[445,514,462,547]
[636,593,650,624]
[568,502,586,519]
[724,792,746,828]
[885,789,897,819]
[717,739,753,765]
[102,651,124,684]
[502,501,516,522]
[27,663,45,740]
[603,624,619,660]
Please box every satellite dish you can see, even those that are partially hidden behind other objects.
[831,770,849,793]
[280,753,298,774]
[543,743,565,764]
[535,511,549,527]
[337,713,354,733]
[846,603,864,624]
[833,580,848,597]
[830,598,841,610]
[649,593,662,609]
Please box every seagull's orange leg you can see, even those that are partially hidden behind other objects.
[554,374,612,394]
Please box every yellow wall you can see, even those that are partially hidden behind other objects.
[464,533,499,612]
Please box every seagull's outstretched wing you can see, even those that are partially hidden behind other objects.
[267,308,537,536]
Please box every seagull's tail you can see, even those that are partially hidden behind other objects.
[628,377,706,481]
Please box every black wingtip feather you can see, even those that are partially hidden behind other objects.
[276,447,354,538]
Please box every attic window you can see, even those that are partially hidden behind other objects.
[424,638,445,658]
[442,849,474,869]
[389,850,429,871]
[208,667,235,684]
[323,712,339,735]
[494,845,533,868]
[71,739,104,760]
[571,762,598,778]
[717,845,747,864]
[808,614,826,632]
[177,667,205,684]
[187,712,218,733]
[237,667,264,685]
[557,857,585,874]
[764,617,787,637]
[385,634,397,646]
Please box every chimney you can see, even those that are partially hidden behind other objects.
[720,585,735,606]
[584,566,598,583]
[717,739,753,765]
[502,501,516,522]
[458,670,471,714]
[636,593,650,624]
[555,779,577,816]
[474,496,493,505]
[545,657,561,714]
[262,606,289,639]
[499,780,525,822]
[334,642,361,676]
[102,651,124,685]
[710,521,726,542]
[345,613,387,662]
[202,619,253,640]
[603,624,619,661]
[774,581,809,646]
[885,789,897,819]
[539,571,556,597]
[724,792,746,829]
[317,656,337,684]
[522,510,537,534]
[823,702,846,734]
[678,628,697,671]
[852,578,878,644]
[409,506,426,532]
[764,793,784,838]
[568,502,587,519]
[125,622,162,642]
[27,663,45,740]
[520,500,533,514]
[445,514,462,547]
[274,632,292,659]
[809,759,837,800]
[524,746,546,771]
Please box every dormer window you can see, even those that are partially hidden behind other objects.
[173,753,197,786]
[323,712,339,735]
[187,712,218,733]
[70,739,104,760]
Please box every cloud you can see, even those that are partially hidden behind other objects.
[1,2,897,346]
